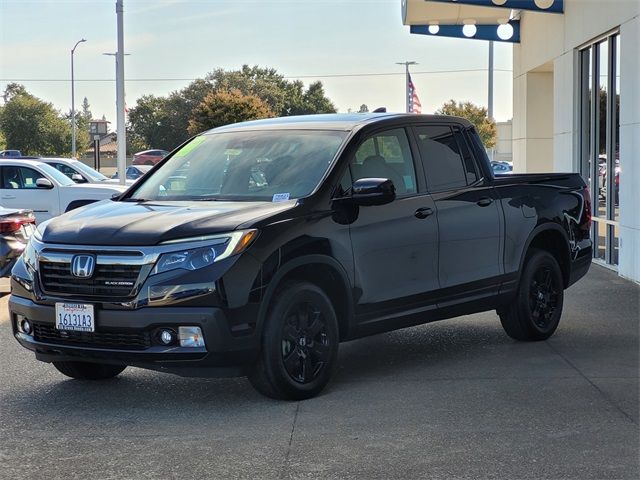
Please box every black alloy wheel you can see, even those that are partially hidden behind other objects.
[281,303,331,384]
[498,249,564,341]
[529,265,560,331]
[249,281,339,400]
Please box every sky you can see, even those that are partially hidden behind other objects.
[0,0,513,128]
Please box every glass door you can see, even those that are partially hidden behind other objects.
[579,33,620,267]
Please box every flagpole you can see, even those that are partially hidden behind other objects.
[396,61,417,113]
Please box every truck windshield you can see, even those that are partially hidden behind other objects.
[128,130,348,202]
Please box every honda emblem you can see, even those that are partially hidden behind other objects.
[71,255,95,278]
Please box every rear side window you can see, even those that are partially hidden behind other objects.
[414,125,475,192]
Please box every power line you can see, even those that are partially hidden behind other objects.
[0,68,513,83]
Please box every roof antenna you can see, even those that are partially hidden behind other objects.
[372,107,387,113]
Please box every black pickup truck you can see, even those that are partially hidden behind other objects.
[9,113,592,400]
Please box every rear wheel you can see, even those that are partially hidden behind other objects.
[499,249,564,341]
[249,282,339,400]
[53,361,126,380]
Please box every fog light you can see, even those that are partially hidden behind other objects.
[17,315,32,335]
[178,326,205,348]
[159,329,175,345]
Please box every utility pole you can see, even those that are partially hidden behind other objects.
[488,41,495,161]
[396,61,417,113]
[70,38,86,159]
[116,0,126,185]
[488,41,494,120]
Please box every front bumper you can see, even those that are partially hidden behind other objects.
[9,295,260,377]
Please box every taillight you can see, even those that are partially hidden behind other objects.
[581,188,592,231]
[0,216,35,234]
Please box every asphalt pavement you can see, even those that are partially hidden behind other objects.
[0,265,638,479]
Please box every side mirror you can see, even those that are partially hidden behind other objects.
[71,173,85,183]
[351,178,395,206]
[35,178,54,189]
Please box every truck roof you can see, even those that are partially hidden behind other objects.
[206,113,474,133]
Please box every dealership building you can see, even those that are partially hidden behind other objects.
[402,0,640,283]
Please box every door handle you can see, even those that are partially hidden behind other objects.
[414,207,434,219]
[476,197,494,207]
[2,195,16,199]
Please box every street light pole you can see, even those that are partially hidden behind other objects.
[116,0,127,185]
[70,38,86,159]
[396,61,417,113]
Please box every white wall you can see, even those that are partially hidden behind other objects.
[618,15,640,283]
[513,0,640,282]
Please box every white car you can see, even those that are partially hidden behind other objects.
[40,158,135,186]
[0,159,128,223]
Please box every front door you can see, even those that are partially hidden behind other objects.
[0,166,59,222]
[412,125,502,294]
[346,127,439,317]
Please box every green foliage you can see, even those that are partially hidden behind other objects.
[436,100,497,149]
[127,65,337,151]
[187,89,274,136]
[0,86,72,156]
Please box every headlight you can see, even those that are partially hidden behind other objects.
[151,230,258,276]
[22,238,37,271]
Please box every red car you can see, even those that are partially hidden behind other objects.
[132,149,169,166]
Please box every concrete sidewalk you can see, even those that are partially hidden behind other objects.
[0,265,637,479]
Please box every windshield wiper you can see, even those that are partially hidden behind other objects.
[120,197,148,202]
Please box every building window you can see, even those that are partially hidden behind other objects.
[579,33,620,267]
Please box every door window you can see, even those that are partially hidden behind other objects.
[351,128,417,195]
[1,166,45,189]
[414,125,474,192]
[51,163,80,179]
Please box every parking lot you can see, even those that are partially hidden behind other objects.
[0,265,637,479]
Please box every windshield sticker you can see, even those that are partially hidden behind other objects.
[272,193,290,203]
[174,136,207,158]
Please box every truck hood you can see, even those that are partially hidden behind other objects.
[40,199,297,245]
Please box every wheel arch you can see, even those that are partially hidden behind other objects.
[256,254,355,341]
[519,223,571,288]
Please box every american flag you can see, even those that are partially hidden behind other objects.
[408,73,422,114]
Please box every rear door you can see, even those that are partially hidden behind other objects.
[412,124,503,296]
[0,166,59,222]
[346,127,440,317]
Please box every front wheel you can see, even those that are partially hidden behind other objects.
[53,361,126,380]
[498,249,564,341]
[249,282,339,400]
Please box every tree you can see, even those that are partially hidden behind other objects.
[187,89,274,136]
[358,104,369,113]
[0,87,72,155]
[1,83,28,104]
[206,65,336,116]
[128,65,336,151]
[436,100,497,149]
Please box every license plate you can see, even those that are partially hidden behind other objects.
[55,303,95,332]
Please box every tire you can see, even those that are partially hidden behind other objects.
[145,161,154,166]
[249,282,339,400]
[53,361,126,380]
[498,249,564,341]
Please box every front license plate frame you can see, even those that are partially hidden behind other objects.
[55,303,95,332]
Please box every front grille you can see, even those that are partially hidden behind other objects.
[33,322,151,350]
[39,261,142,298]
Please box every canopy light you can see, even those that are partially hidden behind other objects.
[462,24,477,37]
[497,23,514,40]
[410,20,521,43]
